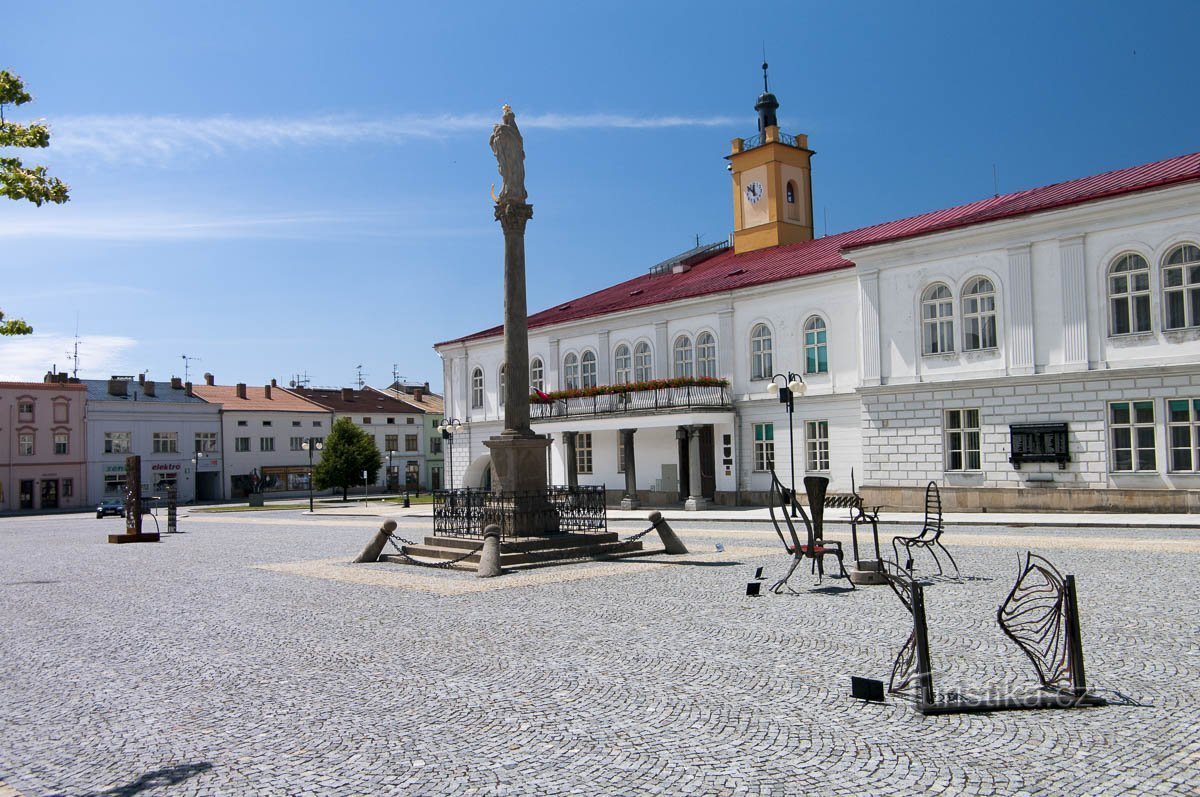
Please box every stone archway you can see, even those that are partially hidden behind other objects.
[463,454,493,490]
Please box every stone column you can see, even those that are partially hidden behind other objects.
[620,428,639,510]
[684,425,708,511]
[496,202,535,437]
[563,431,579,488]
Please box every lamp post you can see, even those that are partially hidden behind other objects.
[436,418,463,491]
[301,438,323,513]
[767,371,807,517]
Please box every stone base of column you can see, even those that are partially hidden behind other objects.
[684,496,709,511]
[620,496,641,510]
[483,434,558,536]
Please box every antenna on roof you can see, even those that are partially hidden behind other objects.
[67,316,81,378]
[694,233,703,247]
[761,44,769,92]
[392,363,406,384]
[355,364,367,389]
[181,354,202,384]
[992,164,1000,198]
[823,206,829,238]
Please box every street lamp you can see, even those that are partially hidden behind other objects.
[435,418,463,491]
[301,437,323,513]
[767,371,807,517]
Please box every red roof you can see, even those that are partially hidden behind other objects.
[440,149,1200,346]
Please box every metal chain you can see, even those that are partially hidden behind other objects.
[383,530,484,569]
[622,524,658,543]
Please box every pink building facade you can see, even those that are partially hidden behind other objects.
[0,378,88,512]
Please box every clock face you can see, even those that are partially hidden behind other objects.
[745,181,764,204]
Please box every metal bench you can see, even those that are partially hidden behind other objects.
[766,468,853,592]
[891,481,959,578]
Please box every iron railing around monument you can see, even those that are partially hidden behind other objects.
[433,485,607,539]
[531,385,730,421]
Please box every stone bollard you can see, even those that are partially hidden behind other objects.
[648,511,688,555]
[476,525,502,578]
[353,519,398,563]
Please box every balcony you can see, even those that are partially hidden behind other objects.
[531,379,731,422]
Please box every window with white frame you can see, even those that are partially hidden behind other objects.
[805,420,829,471]
[803,316,828,374]
[673,335,694,378]
[750,324,773,380]
[1167,398,1200,472]
[581,351,597,388]
[944,408,981,471]
[1109,400,1156,471]
[290,436,305,451]
[753,423,774,472]
[153,432,178,454]
[260,437,275,452]
[962,277,998,350]
[406,434,418,451]
[105,431,132,454]
[499,364,506,406]
[617,439,625,473]
[922,284,955,354]
[563,353,580,389]
[614,344,632,383]
[54,432,69,455]
[530,357,545,392]
[633,342,653,382]
[235,437,251,452]
[195,432,218,453]
[1163,244,1200,331]
[103,472,126,495]
[17,400,33,422]
[575,432,593,474]
[471,368,484,408]
[1108,253,1152,335]
[18,433,33,456]
[696,332,717,378]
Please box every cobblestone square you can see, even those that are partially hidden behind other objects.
[1,511,1197,796]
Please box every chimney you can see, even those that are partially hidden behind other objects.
[341,387,353,401]
[108,379,127,397]
[413,387,424,402]
[204,372,215,386]
[170,376,183,390]
[271,378,278,387]
[143,380,156,397]
[264,384,272,400]
[138,373,146,385]
[236,383,247,400]
[185,381,193,397]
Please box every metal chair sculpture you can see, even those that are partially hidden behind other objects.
[767,468,853,593]
[891,480,959,578]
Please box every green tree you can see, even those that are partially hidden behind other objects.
[2,70,70,336]
[313,417,382,500]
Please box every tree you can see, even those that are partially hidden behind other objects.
[1,69,69,336]
[313,417,382,500]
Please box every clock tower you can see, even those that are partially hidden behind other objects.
[727,63,815,254]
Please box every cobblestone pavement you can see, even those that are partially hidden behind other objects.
[1,511,1198,796]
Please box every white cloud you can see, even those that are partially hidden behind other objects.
[0,332,138,381]
[45,111,737,164]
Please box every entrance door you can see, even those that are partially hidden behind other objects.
[700,425,717,500]
[40,479,59,509]
[405,461,419,489]
[431,467,442,490]
[19,480,34,509]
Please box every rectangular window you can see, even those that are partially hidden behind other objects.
[805,420,830,472]
[105,431,132,454]
[385,434,399,452]
[1168,398,1200,472]
[406,417,415,425]
[195,432,218,453]
[104,472,126,495]
[54,432,69,455]
[260,437,275,452]
[363,417,372,425]
[53,402,69,423]
[1110,400,1156,472]
[237,420,248,427]
[292,420,302,427]
[576,432,593,474]
[313,420,323,427]
[63,478,73,498]
[753,423,774,472]
[153,432,178,454]
[235,437,251,452]
[944,408,981,471]
[18,433,34,456]
[262,420,272,427]
[405,434,419,452]
[430,437,442,454]
[387,417,395,424]
[617,439,626,473]
[290,436,305,451]
[17,401,34,422]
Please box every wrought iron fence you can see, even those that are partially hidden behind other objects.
[531,385,730,420]
[433,485,608,539]
[740,131,800,151]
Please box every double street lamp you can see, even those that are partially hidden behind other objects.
[436,418,463,490]
[767,371,807,517]
[301,437,323,513]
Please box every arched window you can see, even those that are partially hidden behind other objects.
[786,180,799,220]
[563,353,580,390]
[530,357,544,392]
[614,344,632,383]
[673,335,694,378]
[803,316,828,374]
[696,332,717,378]
[1163,244,1200,330]
[1109,253,1151,335]
[751,323,773,380]
[962,277,997,351]
[633,342,653,382]
[580,350,597,388]
[471,367,484,409]
[498,364,506,406]
[921,284,955,355]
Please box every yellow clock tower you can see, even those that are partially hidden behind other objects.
[727,63,815,254]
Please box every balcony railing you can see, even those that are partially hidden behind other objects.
[739,130,800,151]
[531,384,731,421]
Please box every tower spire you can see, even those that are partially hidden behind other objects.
[754,60,779,133]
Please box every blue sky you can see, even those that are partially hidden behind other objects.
[2,0,1198,390]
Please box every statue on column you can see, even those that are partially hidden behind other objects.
[489,104,527,204]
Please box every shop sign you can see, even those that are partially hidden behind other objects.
[151,463,182,472]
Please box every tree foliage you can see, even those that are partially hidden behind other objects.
[313,417,382,500]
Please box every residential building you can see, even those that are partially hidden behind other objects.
[0,375,87,512]
[192,375,332,498]
[82,375,222,504]
[435,81,1200,512]
[385,381,445,489]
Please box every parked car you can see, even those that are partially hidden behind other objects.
[96,498,125,519]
